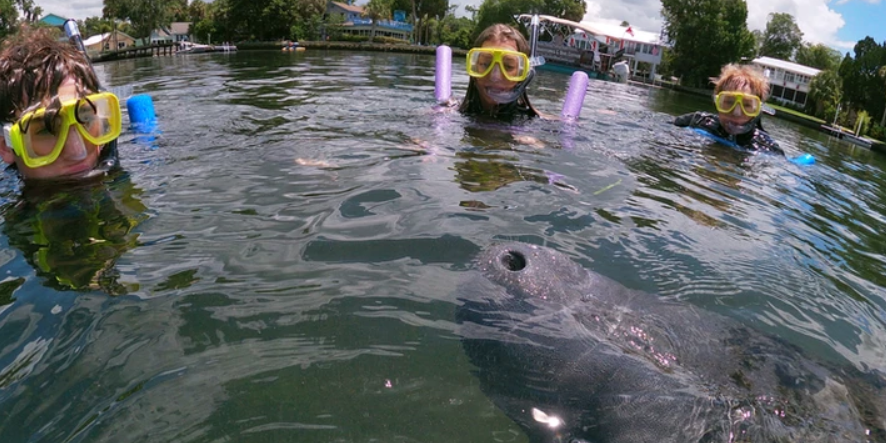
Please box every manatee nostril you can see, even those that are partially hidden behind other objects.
[500,251,527,271]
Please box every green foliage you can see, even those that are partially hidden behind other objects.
[759,12,802,60]
[661,0,755,88]
[364,0,394,42]
[794,43,841,71]
[807,69,842,119]
[438,14,474,49]
[15,0,41,23]
[473,0,585,43]
[838,37,886,125]
[104,0,187,38]
[0,0,18,40]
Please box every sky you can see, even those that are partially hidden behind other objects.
[37,0,884,53]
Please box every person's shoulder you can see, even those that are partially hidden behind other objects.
[673,111,714,127]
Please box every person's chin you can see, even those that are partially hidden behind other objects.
[26,159,99,181]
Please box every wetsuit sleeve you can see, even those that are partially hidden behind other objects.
[673,112,700,127]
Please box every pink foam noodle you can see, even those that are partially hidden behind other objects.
[560,71,589,122]
[435,45,452,105]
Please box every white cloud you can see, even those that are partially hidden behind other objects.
[38,0,105,22]
[449,0,855,50]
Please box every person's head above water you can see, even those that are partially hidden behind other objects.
[0,28,121,181]
[712,64,769,135]
[458,24,539,117]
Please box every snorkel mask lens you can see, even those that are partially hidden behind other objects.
[466,48,531,82]
[715,92,762,118]
[4,92,122,168]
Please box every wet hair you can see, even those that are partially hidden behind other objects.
[0,27,100,124]
[712,64,770,100]
[458,24,540,117]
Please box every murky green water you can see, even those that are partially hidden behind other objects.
[1,49,885,442]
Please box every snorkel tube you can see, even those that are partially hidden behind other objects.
[63,19,120,175]
[64,19,157,136]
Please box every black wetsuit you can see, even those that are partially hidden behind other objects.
[674,111,784,156]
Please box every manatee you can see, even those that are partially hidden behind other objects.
[456,242,886,443]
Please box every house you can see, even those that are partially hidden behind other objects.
[326,1,413,41]
[82,31,137,56]
[751,56,820,108]
[570,21,666,81]
[38,13,68,29]
[151,22,192,44]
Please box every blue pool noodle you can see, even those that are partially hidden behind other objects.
[127,94,157,133]
[692,128,815,165]
[561,71,588,121]
[435,45,452,104]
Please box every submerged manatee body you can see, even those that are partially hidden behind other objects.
[456,243,886,443]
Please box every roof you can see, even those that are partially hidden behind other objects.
[329,1,364,14]
[170,22,190,35]
[82,33,110,46]
[751,56,821,77]
[39,13,68,27]
[82,31,136,47]
[577,21,662,45]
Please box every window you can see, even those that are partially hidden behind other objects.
[784,72,795,83]
[795,91,807,105]
[771,85,784,98]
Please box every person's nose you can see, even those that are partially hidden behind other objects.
[60,126,88,161]
[489,64,504,81]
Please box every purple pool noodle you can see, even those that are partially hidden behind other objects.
[560,71,589,121]
[435,45,452,104]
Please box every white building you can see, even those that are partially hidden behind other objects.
[572,21,666,80]
[752,56,820,108]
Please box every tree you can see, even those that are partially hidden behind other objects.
[104,0,186,37]
[15,0,41,23]
[838,37,886,123]
[661,0,755,88]
[759,12,802,60]
[0,0,17,40]
[363,0,393,42]
[750,29,763,56]
[473,0,585,42]
[807,70,842,119]
[879,66,886,127]
[794,43,841,71]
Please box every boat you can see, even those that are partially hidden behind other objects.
[283,42,305,52]
[177,41,214,54]
[515,14,666,83]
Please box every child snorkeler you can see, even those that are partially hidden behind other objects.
[458,24,543,119]
[0,28,122,181]
[674,64,784,155]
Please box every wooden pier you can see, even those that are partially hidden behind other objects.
[92,42,177,63]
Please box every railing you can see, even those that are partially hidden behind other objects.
[349,18,413,31]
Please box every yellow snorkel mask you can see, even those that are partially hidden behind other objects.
[3,91,122,168]
[714,92,762,118]
[466,48,532,82]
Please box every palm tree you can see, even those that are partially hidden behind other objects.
[808,70,842,121]
[362,0,392,43]
[879,66,886,127]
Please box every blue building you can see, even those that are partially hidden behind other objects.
[326,1,413,41]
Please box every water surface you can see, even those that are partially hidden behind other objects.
[1,49,885,442]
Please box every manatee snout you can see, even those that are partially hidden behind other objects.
[476,243,595,305]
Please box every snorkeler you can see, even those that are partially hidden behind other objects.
[674,64,784,155]
[458,24,543,119]
[0,28,122,181]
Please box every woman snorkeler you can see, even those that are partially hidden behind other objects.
[458,24,543,119]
